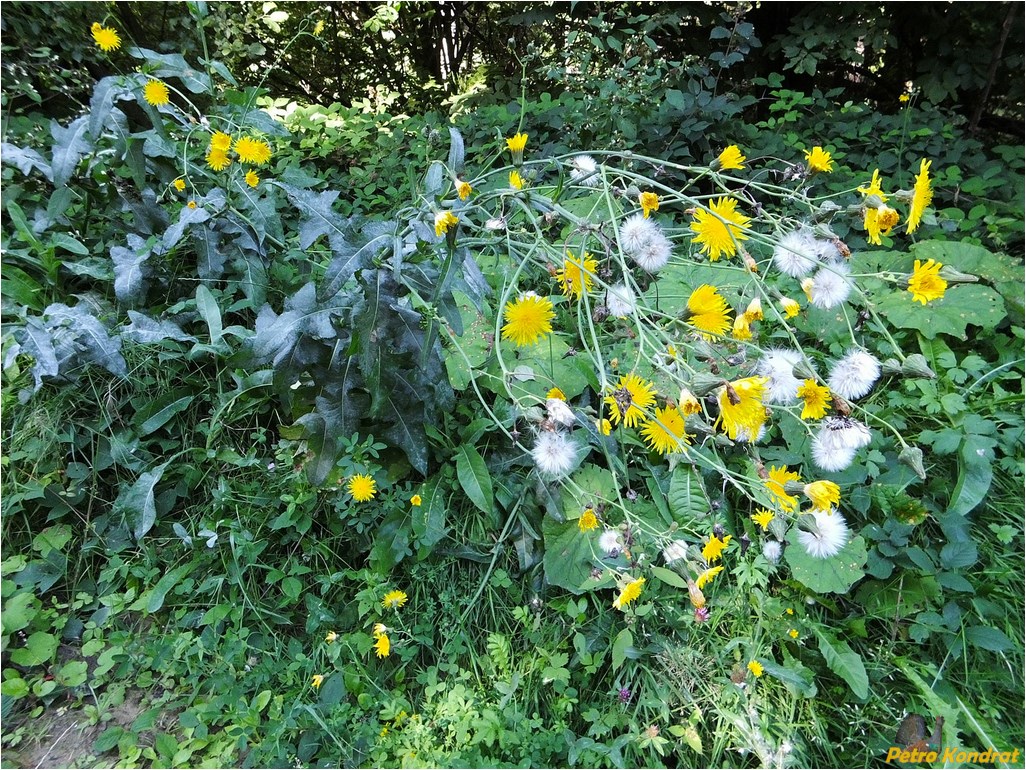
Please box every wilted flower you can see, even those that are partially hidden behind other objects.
[812,416,872,472]
[695,565,723,589]
[631,231,673,273]
[827,349,881,400]
[311,674,325,689]
[797,509,850,558]
[546,398,575,427]
[732,314,752,341]
[662,539,689,564]
[509,169,524,190]
[762,540,782,563]
[325,631,338,643]
[779,296,801,318]
[599,529,622,556]
[456,179,472,200]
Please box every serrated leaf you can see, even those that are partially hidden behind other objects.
[193,223,226,280]
[0,142,52,179]
[18,315,59,391]
[44,303,127,379]
[785,535,867,594]
[318,231,389,301]
[456,445,493,516]
[114,461,170,541]
[163,203,212,251]
[277,183,345,250]
[122,311,197,345]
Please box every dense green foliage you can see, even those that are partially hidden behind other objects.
[1,3,1023,768]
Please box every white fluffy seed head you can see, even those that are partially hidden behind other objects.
[811,433,857,472]
[631,231,672,273]
[772,230,818,277]
[812,238,842,263]
[546,398,576,427]
[619,213,659,257]
[762,540,782,564]
[662,539,689,564]
[809,263,853,308]
[599,529,622,556]
[569,154,600,187]
[827,349,881,400]
[605,283,637,318]
[757,348,804,404]
[797,509,849,559]
[531,431,579,478]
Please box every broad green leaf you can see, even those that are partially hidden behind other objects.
[965,626,1013,652]
[9,631,59,667]
[875,283,1005,340]
[650,565,688,589]
[759,657,817,697]
[785,535,867,594]
[135,389,195,435]
[195,285,223,345]
[810,626,868,699]
[611,627,632,671]
[55,660,88,687]
[146,562,194,613]
[1,592,38,634]
[32,525,72,556]
[447,127,465,172]
[110,233,152,305]
[542,515,608,594]
[560,464,617,519]
[412,476,447,551]
[668,466,709,529]
[50,115,92,187]
[114,461,170,541]
[456,445,493,515]
[947,436,995,516]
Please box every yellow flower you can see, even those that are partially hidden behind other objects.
[143,79,170,107]
[766,466,800,511]
[547,388,567,400]
[311,674,325,689]
[716,377,769,441]
[689,197,750,261]
[382,590,408,609]
[715,145,746,171]
[640,405,691,455]
[857,169,888,201]
[732,315,752,341]
[907,258,947,304]
[509,170,524,190]
[210,131,232,152]
[751,509,775,530]
[747,660,764,678]
[612,577,645,610]
[899,93,911,104]
[800,277,814,302]
[788,628,799,639]
[187,200,197,210]
[410,494,422,507]
[456,180,472,200]
[348,474,376,502]
[804,480,840,511]
[744,297,763,322]
[506,131,528,159]
[804,146,834,173]
[686,284,732,339]
[578,508,599,532]
[555,250,597,299]
[679,388,701,417]
[695,565,723,590]
[234,136,272,165]
[597,418,612,436]
[604,372,657,428]
[325,631,338,643]
[373,623,388,635]
[796,379,831,420]
[906,159,933,233]
[501,293,555,347]
[206,148,231,172]
[639,191,660,218]
[780,297,800,318]
[702,534,732,563]
[374,632,391,658]
[91,22,121,53]
[173,178,186,192]
[786,607,794,616]
[434,210,459,238]
[245,170,260,188]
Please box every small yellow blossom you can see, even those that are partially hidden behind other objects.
[766,466,801,512]
[788,628,800,639]
[804,146,834,173]
[796,379,831,420]
[906,159,933,233]
[206,148,231,172]
[456,180,472,200]
[210,131,232,152]
[639,191,660,218]
[374,632,391,658]
[597,418,612,436]
[695,565,723,590]
[382,590,408,609]
[578,508,599,532]
[780,297,800,318]
[715,145,746,171]
[411,494,422,507]
[173,178,186,192]
[501,293,554,347]
[325,631,338,643]
[434,210,459,238]
[234,136,272,165]
[751,509,775,530]
[747,660,764,678]
[187,200,197,210]
[612,577,645,611]
[744,297,763,322]
[506,132,528,156]
[311,674,325,689]
[899,93,911,104]
[547,387,567,400]
[732,314,752,341]
[245,170,260,188]
[143,79,170,107]
[509,170,524,190]
[907,258,947,304]
[804,480,840,511]
[702,534,731,563]
[348,474,376,502]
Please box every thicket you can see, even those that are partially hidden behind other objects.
[1,3,1023,768]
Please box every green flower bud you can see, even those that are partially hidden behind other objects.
[899,445,926,480]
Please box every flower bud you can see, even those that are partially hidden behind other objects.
[686,578,706,609]
[901,354,937,379]
[690,372,726,397]
[899,445,926,480]
[938,265,979,284]
[881,358,902,375]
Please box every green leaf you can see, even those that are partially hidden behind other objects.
[114,461,169,541]
[785,536,867,594]
[1,592,38,634]
[126,48,213,93]
[875,283,1005,341]
[650,565,688,589]
[447,127,465,172]
[146,562,194,613]
[1,677,30,699]
[611,628,632,671]
[195,285,223,345]
[810,626,868,699]
[32,524,72,555]
[412,476,448,551]
[94,727,126,753]
[50,116,92,187]
[318,674,346,706]
[542,515,608,594]
[758,658,817,697]
[965,626,1013,652]
[110,233,152,305]
[9,631,59,667]
[135,389,195,436]
[55,660,89,687]
[947,435,994,516]
[456,445,493,516]
[668,466,708,526]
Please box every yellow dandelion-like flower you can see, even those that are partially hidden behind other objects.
[555,250,597,300]
[506,132,528,154]
[374,632,391,658]
[382,590,408,609]
[804,480,840,511]
[732,314,752,341]
[804,146,834,173]
[206,148,231,172]
[173,178,186,192]
[690,197,750,261]
[597,418,612,436]
[210,131,232,152]
[695,565,723,590]
[311,674,325,689]
[604,372,657,429]
[796,379,831,420]
[907,258,947,304]
[899,93,910,103]
[245,170,260,188]
[434,210,459,238]
[612,577,645,610]
[143,79,170,107]
[91,22,121,53]
[456,180,472,200]
[751,509,775,530]
[640,405,691,456]
[187,200,197,209]
[780,297,800,318]
[788,628,799,639]
[857,169,888,201]
[547,387,566,400]
[639,191,660,218]
[348,474,376,502]
[234,136,272,165]
[748,660,764,678]
[501,293,554,347]
[744,297,763,322]
[325,631,338,643]
[906,159,933,233]
[410,494,422,506]
[766,466,801,512]
[679,388,701,417]
[509,170,524,190]
[716,377,769,441]
[686,284,732,339]
[578,508,599,532]
[702,534,732,563]
[715,145,746,171]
